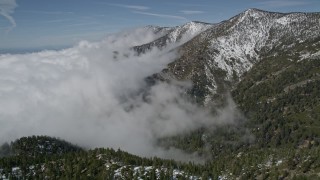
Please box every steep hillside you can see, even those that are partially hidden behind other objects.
[149,8,320,179]
[233,41,320,148]
[157,9,320,105]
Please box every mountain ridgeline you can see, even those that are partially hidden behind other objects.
[138,8,320,105]
[1,9,320,179]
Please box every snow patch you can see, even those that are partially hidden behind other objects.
[168,22,213,43]
[300,50,320,61]
[275,16,290,25]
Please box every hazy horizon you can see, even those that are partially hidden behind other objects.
[1,0,320,51]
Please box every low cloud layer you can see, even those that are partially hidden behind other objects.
[0,27,240,161]
[0,0,17,31]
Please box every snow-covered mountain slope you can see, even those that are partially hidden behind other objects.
[153,8,320,105]
[133,21,214,54]
[167,21,214,44]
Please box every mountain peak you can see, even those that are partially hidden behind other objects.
[244,8,266,13]
[241,8,271,18]
[180,21,213,29]
[244,8,262,12]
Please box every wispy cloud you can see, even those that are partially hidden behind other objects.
[64,21,100,27]
[133,11,187,20]
[257,0,310,7]
[44,19,73,23]
[21,10,74,15]
[180,10,205,15]
[0,0,17,32]
[164,2,208,8]
[108,3,150,11]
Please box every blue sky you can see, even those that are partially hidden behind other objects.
[1,0,320,51]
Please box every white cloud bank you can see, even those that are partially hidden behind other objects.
[0,0,17,31]
[0,27,240,161]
